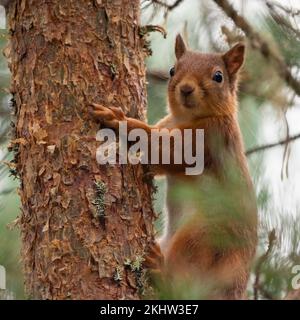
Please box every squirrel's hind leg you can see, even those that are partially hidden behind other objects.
[164,222,249,299]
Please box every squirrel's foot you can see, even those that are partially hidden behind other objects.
[89,103,125,129]
[144,241,164,284]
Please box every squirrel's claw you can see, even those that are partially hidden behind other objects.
[109,106,126,120]
[91,103,105,110]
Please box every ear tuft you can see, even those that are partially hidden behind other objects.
[223,43,245,77]
[175,34,187,60]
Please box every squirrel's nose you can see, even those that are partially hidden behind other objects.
[180,84,195,97]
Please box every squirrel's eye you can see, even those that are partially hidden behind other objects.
[212,71,223,83]
[169,67,175,77]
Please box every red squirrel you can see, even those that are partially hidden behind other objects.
[90,35,258,299]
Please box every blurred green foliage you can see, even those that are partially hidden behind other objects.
[0,28,24,298]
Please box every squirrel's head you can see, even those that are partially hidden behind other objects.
[168,34,245,120]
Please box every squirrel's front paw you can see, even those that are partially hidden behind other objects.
[89,103,125,129]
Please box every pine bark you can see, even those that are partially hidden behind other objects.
[6,0,155,299]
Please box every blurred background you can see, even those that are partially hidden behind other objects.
[0,0,300,299]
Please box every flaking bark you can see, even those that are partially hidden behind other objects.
[6,0,155,299]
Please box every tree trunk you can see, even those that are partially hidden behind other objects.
[6,0,155,300]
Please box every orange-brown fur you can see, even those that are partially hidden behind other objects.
[90,34,258,299]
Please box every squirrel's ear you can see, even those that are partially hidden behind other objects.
[223,43,245,76]
[175,34,187,60]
